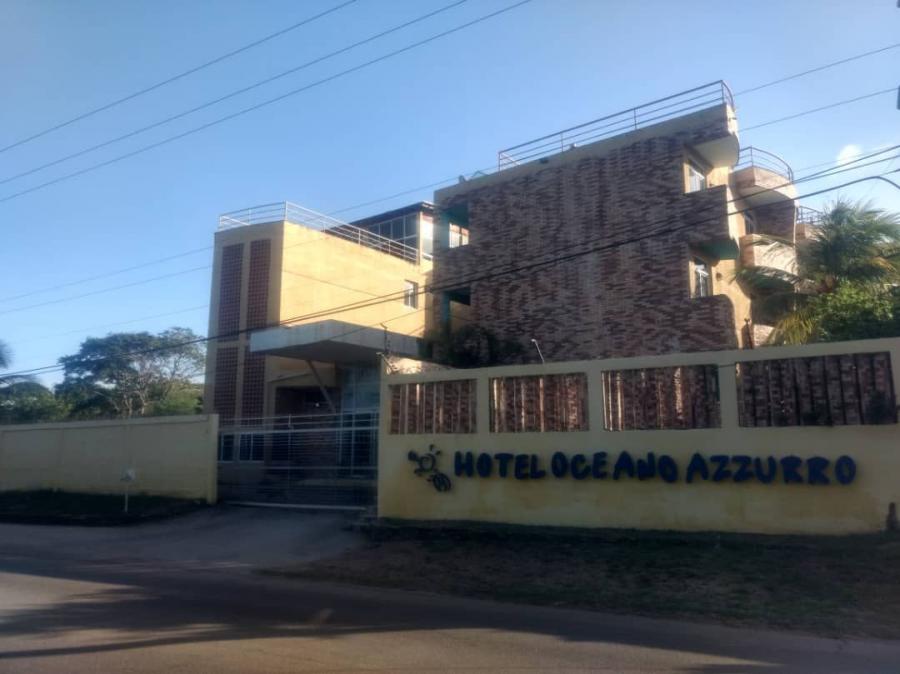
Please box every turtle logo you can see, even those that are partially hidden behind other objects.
[408,444,451,492]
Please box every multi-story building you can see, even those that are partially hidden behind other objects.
[205,201,435,428]
[431,81,799,360]
[204,80,804,505]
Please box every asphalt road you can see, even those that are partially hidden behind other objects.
[0,507,897,673]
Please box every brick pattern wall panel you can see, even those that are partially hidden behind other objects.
[433,127,738,362]
[389,380,476,434]
[602,365,720,430]
[241,348,266,423]
[213,346,239,424]
[217,243,244,337]
[246,239,271,330]
[490,373,589,432]
[737,352,896,426]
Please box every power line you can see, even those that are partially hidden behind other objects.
[6,304,209,349]
[733,42,900,96]
[0,0,358,156]
[0,265,210,317]
[3,62,896,314]
[7,166,898,379]
[4,143,895,320]
[742,88,896,132]
[0,0,469,187]
[0,246,212,304]
[0,0,533,205]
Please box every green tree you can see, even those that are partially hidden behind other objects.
[57,328,205,419]
[425,325,526,367]
[0,381,65,424]
[738,199,900,344]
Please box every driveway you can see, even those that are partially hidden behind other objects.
[0,506,898,673]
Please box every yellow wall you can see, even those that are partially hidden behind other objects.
[0,415,218,503]
[205,220,433,418]
[379,338,900,535]
[279,223,431,335]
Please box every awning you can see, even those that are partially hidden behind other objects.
[249,319,421,364]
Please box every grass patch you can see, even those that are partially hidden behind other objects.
[270,522,900,639]
[0,490,205,526]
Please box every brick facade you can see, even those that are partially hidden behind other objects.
[217,243,244,337]
[433,110,743,361]
[241,348,267,421]
[246,239,271,331]
[213,346,239,423]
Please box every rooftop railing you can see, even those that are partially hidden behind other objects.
[734,146,794,182]
[498,81,734,170]
[218,202,419,264]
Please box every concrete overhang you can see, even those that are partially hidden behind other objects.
[250,319,421,364]
[733,166,797,207]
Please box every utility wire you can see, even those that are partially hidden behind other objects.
[6,304,209,349]
[6,167,898,379]
[0,0,469,187]
[0,246,212,304]
[733,42,900,96]
[742,88,896,132]
[0,0,532,205]
[0,0,358,155]
[3,143,895,318]
[2,47,896,310]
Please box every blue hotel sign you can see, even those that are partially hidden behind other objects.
[408,446,857,492]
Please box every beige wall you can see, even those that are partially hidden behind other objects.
[279,223,431,335]
[379,338,900,535]
[205,220,433,419]
[0,415,218,503]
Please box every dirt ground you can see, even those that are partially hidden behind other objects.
[271,524,900,640]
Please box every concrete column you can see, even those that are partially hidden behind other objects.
[717,362,740,429]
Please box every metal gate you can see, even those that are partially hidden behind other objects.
[216,409,378,508]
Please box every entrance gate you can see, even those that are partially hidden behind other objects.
[216,409,378,508]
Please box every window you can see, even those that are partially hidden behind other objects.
[449,223,469,248]
[218,434,235,462]
[403,280,418,308]
[237,434,264,462]
[686,160,707,193]
[420,217,433,258]
[693,257,711,298]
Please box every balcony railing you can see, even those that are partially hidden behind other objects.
[734,146,794,182]
[498,81,734,170]
[218,201,419,264]
[797,205,823,228]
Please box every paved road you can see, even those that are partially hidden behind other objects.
[0,508,897,673]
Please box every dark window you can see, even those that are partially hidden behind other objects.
[218,434,235,462]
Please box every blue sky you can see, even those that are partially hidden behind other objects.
[1,0,898,385]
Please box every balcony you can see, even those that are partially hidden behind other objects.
[732,147,797,207]
[497,81,737,170]
[218,201,419,264]
[740,233,796,274]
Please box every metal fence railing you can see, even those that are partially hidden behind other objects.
[734,146,794,182]
[218,202,419,264]
[498,81,734,170]
[217,409,378,508]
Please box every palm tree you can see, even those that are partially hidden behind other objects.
[737,199,900,344]
[0,340,31,388]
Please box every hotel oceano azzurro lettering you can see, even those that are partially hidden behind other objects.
[448,450,857,487]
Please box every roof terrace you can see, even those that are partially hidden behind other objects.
[497,81,735,170]
[218,201,419,264]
